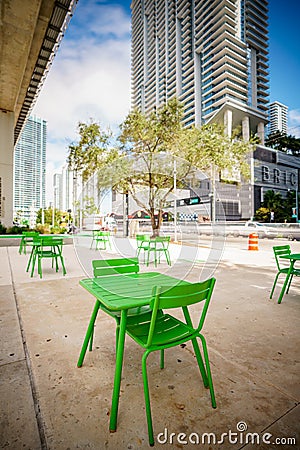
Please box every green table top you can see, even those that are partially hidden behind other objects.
[280,253,300,261]
[80,272,190,311]
[0,234,72,238]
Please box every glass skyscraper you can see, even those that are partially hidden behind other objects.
[131,0,269,141]
[14,116,46,225]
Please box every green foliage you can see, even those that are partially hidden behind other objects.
[67,119,112,180]
[35,224,51,234]
[67,99,254,235]
[0,222,7,234]
[254,189,298,223]
[254,207,272,222]
[266,131,300,156]
[82,196,99,216]
[36,207,70,227]
[0,223,33,235]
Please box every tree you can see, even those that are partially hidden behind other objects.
[100,99,191,236]
[68,120,112,180]
[67,99,255,236]
[266,131,300,156]
[67,120,112,224]
[99,99,255,235]
[254,189,297,223]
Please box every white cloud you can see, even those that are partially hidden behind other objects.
[288,109,300,138]
[32,1,131,203]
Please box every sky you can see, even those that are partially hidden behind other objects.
[32,0,300,203]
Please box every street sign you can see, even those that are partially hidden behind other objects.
[177,196,201,206]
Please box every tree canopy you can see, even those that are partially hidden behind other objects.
[266,131,300,156]
[254,189,298,223]
[67,98,255,235]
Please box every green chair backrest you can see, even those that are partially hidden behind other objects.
[154,236,170,247]
[136,234,150,242]
[23,231,39,238]
[273,245,291,271]
[97,231,110,236]
[92,257,140,277]
[39,236,63,249]
[147,278,216,347]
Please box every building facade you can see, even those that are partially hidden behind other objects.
[130,0,299,221]
[268,101,288,136]
[13,116,46,225]
[131,0,269,141]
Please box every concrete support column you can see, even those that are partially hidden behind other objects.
[0,110,14,228]
[257,121,265,145]
[242,115,250,141]
[224,109,233,137]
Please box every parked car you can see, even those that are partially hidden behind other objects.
[286,225,300,241]
[243,221,278,238]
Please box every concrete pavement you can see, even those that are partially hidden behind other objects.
[0,235,299,449]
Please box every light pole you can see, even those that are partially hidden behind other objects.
[173,159,178,242]
[210,164,216,223]
[296,188,299,223]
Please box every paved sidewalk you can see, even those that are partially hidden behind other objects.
[0,236,299,449]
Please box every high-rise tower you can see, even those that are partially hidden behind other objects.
[268,101,288,136]
[14,116,46,225]
[131,0,269,142]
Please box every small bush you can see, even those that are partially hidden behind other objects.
[35,224,50,234]
[0,222,7,234]
[6,225,30,234]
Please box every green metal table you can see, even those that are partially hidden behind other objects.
[278,253,300,303]
[79,271,191,433]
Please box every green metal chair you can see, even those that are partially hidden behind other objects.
[270,245,300,299]
[95,231,111,250]
[147,236,171,266]
[28,236,66,279]
[77,257,156,367]
[19,231,39,255]
[122,278,216,446]
[90,230,99,249]
[136,234,151,263]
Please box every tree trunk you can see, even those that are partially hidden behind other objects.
[150,208,163,237]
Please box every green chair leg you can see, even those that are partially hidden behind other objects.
[270,273,280,299]
[191,337,209,388]
[160,349,164,369]
[199,334,216,408]
[142,351,154,446]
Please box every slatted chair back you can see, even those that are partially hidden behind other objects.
[273,245,291,271]
[92,257,139,277]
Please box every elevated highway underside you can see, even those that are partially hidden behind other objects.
[0,0,75,227]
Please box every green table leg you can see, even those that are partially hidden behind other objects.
[109,309,128,432]
[77,300,100,367]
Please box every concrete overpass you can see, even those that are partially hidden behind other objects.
[0,0,77,227]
